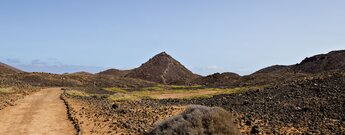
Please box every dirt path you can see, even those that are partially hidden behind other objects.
[0,88,76,135]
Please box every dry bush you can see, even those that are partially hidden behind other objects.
[147,105,241,135]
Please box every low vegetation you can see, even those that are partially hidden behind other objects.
[108,93,142,101]
[169,85,204,90]
[138,84,204,91]
[65,90,90,97]
[148,105,241,135]
[103,85,268,100]
[103,87,129,93]
[64,84,268,102]
[0,88,13,94]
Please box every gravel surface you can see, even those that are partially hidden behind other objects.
[64,95,185,135]
[62,73,345,134]
[157,73,345,134]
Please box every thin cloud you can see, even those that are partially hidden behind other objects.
[14,59,108,74]
[205,65,226,71]
[17,64,107,74]
[6,58,21,64]
[31,59,49,66]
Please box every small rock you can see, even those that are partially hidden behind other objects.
[251,125,260,134]
[245,120,252,126]
[111,103,118,109]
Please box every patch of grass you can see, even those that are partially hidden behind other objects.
[0,88,14,94]
[104,84,202,92]
[106,89,220,100]
[108,93,142,101]
[104,85,270,101]
[221,87,252,94]
[65,90,90,97]
[103,87,128,93]
[139,84,203,91]
[200,85,269,96]
[141,86,166,91]
[170,85,203,90]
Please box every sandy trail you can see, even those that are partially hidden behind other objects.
[0,88,76,135]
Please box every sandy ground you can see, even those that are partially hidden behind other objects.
[0,88,75,135]
[65,96,186,134]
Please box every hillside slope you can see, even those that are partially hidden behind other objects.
[0,62,23,74]
[97,69,130,77]
[126,52,200,85]
[293,50,345,73]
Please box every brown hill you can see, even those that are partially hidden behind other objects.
[251,50,345,75]
[0,62,23,74]
[193,72,241,87]
[97,69,130,77]
[292,50,345,73]
[1,72,156,88]
[125,52,200,85]
[192,50,345,87]
[238,50,345,87]
[253,65,291,74]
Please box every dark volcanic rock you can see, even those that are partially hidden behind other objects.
[126,52,200,85]
[157,73,345,134]
[250,125,260,134]
[293,50,345,73]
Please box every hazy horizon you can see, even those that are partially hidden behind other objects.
[1,1,344,75]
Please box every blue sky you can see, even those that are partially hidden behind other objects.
[0,1,344,75]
